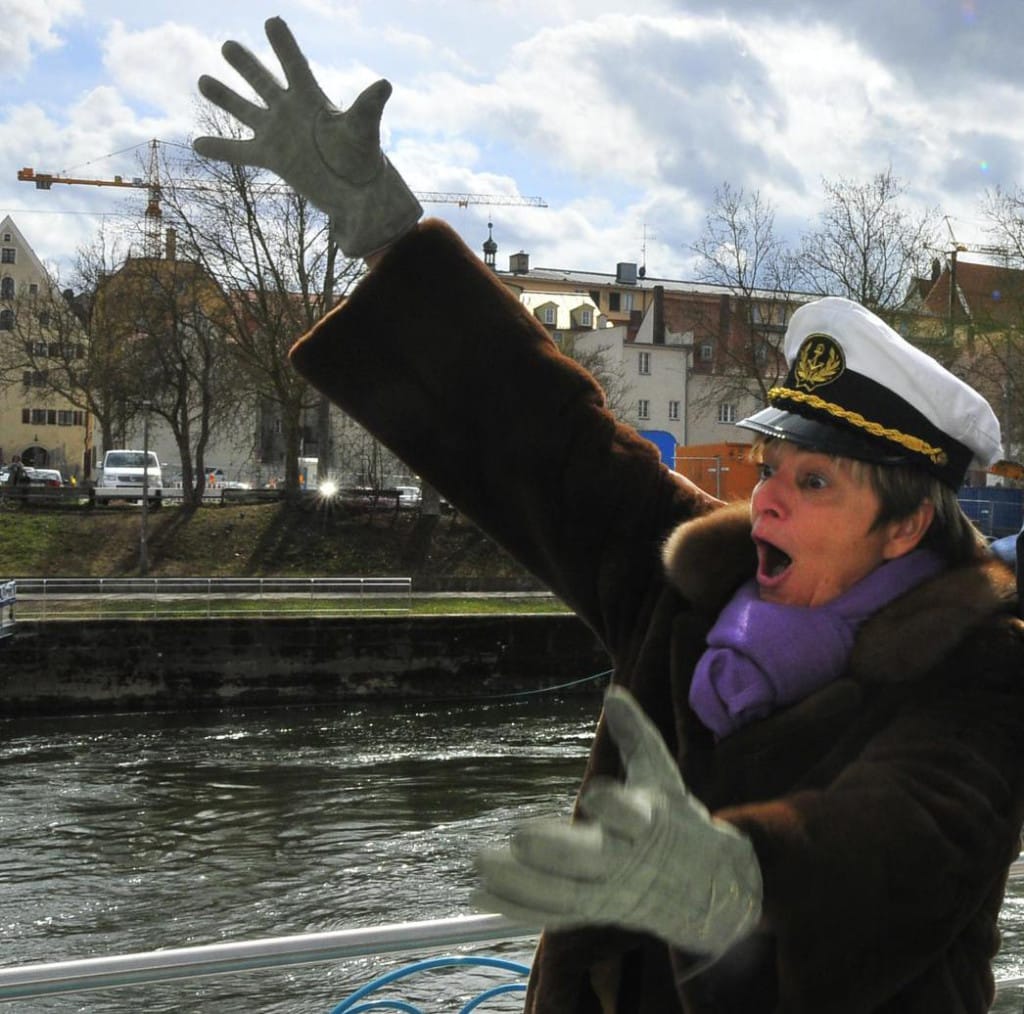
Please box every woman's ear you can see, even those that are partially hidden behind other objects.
[882,499,936,560]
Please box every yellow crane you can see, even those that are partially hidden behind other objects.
[18,141,546,254]
[17,165,549,208]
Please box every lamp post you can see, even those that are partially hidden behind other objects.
[139,401,151,575]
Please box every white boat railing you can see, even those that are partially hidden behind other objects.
[1,858,1023,1003]
[0,914,535,1002]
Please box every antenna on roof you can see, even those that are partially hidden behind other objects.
[639,223,656,278]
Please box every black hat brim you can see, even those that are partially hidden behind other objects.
[736,407,915,466]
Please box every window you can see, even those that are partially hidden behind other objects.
[699,343,713,362]
[33,341,47,356]
[2,233,10,242]
[621,293,634,313]
[541,306,556,325]
[0,309,13,330]
[608,292,621,312]
[637,399,650,420]
[1,277,13,299]
[31,408,46,424]
[579,308,592,327]
[668,400,680,421]
[638,351,651,375]
[1,248,15,264]
[29,283,38,296]
[73,410,85,426]
[21,408,30,423]
[717,402,738,424]
[58,410,73,426]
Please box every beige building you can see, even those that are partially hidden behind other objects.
[487,227,804,463]
[0,215,91,478]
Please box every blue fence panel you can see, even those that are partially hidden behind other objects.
[958,487,1024,538]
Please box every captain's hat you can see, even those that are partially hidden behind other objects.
[737,296,1002,488]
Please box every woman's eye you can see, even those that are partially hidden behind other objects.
[758,463,774,481]
[803,473,828,490]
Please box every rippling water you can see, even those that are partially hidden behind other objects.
[2,699,1022,1012]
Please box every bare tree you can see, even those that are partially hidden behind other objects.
[795,167,940,312]
[688,183,798,414]
[557,332,634,423]
[959,186,1024,459]
[102,248,241,506]
[163,111,365,497]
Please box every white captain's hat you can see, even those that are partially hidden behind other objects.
[737,296,1002,488]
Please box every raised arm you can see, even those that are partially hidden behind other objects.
[194,16,421,259]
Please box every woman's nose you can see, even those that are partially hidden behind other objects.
[752,473,785,518]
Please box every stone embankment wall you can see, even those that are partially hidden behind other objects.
[1,615,611,717]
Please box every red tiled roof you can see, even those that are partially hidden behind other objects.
[921,260,1024,326]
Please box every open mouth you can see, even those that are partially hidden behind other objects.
[756,539,793,581]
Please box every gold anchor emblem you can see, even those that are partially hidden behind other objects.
[793,334,844,391]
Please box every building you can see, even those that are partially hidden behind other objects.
[487,226,804,461]
[0,215,91,478]
[900,253,1024,470]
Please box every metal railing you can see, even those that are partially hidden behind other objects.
[8,576,413,620]
[0,861,1021,1004]
[0,914,533,1002]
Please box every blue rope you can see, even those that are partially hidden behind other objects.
[328,955,529,1014]
[459,982,527,1012]
[487,667,614,700]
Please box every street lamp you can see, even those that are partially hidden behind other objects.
[139,401,151,575]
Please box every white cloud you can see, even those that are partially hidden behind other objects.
[5,2,1024,277]
[0,0,81,77]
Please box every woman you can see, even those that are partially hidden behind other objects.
[195,19,1024,1011]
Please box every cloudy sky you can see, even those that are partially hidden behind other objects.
[3,0,1023,282]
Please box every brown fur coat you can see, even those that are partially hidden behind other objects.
[290,219,1024,1013]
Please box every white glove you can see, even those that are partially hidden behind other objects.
[474,685,762,956]
[193,17,422,259]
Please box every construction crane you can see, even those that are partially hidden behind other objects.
[943,216,1011,261]
[18,142,547,255]
[17,166,549,208]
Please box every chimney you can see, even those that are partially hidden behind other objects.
[509,251,529,274]
[652,285,665,345]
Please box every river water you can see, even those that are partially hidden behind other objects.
[2,698,1022,1013]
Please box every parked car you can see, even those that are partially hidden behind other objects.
[26,467,64,489]
[92,449,163,507]
[395,485,422,509]
[1,466,65,503]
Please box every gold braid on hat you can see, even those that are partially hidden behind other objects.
[768,387,949,466]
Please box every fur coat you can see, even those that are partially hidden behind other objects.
[289,219,1024,1013]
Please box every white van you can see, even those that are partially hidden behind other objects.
[92,449,163,507]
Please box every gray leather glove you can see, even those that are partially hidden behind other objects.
[474,685,762,957]
[193,16,422,259]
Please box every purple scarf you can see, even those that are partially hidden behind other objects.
[689,549,945,739]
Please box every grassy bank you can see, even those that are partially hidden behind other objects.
[0,500,540,586]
